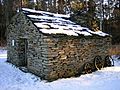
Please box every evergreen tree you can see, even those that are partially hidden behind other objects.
[70,0,99,31]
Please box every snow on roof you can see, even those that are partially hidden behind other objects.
[22,8,70,18]
[22,8,109,37]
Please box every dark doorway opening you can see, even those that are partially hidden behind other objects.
[18,38,28,66]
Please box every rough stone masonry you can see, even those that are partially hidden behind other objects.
[7,9,111,81]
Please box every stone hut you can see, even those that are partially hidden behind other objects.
[7,8,111,81]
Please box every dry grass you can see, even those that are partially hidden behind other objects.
[109,45,120,55]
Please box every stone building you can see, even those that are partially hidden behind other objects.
[7,8,111,81]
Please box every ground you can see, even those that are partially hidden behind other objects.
[0,50,120,90]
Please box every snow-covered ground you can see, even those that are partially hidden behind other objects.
[0,50,120,90]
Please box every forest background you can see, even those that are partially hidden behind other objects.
[0,0,120,47]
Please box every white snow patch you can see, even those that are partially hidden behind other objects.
[0,50,120,90]
[22,8,70,18]
[88,30,109,36]
[0,50,7,58]
[40,28,79,36]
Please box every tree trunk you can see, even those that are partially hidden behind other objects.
[53,0,57,13]
[4,0,14,26]
[41,0,47,11]
[58,0,65,14]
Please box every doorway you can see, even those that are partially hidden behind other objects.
[18,38,28,66]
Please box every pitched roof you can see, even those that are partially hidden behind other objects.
[22,8,109,37]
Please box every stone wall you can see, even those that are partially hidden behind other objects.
[39,35,111,80]
[7,12,41,66]
[7,12,111,81]
[7,12,49,78]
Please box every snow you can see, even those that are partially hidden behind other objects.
[22,8,109,37]
[40,28,79,36]
[22,8,70,18]
[27,15,74,24]
[0,50,120,90]
[0,50,7,58]
[88,30,109,37]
